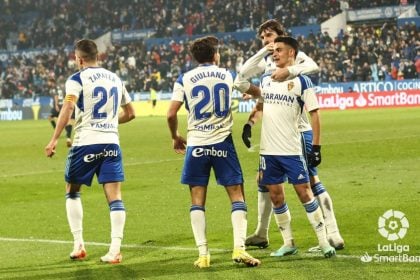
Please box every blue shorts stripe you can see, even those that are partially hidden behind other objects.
[232,201,247,212]
[273,203,289,214]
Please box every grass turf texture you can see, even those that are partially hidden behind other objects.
[0,107,419,279]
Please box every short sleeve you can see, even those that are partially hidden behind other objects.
[65,73,83,98]
[171,74,185,102]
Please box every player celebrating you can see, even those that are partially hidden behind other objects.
[256,36,335,258]
[167,36,261,268]
[235,19,344,252]
[45,39,135,264]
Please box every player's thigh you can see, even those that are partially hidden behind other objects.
[259,155,287,186]
[279,155,309,185]
[212,136,243,186]
[97,144,124,184]
[65,146,100,186]
[181,146,212,186]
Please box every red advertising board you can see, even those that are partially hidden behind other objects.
[317,90,420,110]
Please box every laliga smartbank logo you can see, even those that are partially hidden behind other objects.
[378,209,409,241]
[361,210,420,263]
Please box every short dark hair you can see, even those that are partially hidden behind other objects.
[189,36,219,63]
[257,19,286,37]
[274,36,299,58]
[75,39,98,62]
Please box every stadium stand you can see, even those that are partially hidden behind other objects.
[0,0,419,99]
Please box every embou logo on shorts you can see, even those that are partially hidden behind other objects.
[192,147,228,158]
[83,149,119,162]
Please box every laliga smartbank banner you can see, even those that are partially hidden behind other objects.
[318,90,420,110]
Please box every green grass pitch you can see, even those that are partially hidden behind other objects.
[0,107,419,279]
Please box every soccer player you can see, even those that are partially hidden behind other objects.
[45,39,135,264]
[235,19,344,251]
[167,36,261,268]
[47,77,75,147]
[255,36,335,258]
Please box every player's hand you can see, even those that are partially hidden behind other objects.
[265,42,275,53]
[308,145,321,167]
[242,123,252,148]
[45,140,58,158]
[271,68,290,82]
[242,93,253,100]
[172,135,186,154]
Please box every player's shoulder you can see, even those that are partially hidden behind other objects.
[296,50,308,59]
[66,70,83,85]
[296,74,314,90]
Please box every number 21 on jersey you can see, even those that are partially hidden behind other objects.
[92,86,119,119]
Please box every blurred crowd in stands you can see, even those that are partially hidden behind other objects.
[0,0,419,99]
[1,0,410,50]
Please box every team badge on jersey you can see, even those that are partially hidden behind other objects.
[287,81,294,91]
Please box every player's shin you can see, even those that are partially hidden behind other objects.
[255,186,272,238]
[109,200,126,254]
[190,205,208,256]
[303,198,329,248]
[65,192,84,248]
[312,182,339,235]
[273,203,294,247]
[231,201,247,250]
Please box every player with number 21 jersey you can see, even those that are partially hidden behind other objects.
[66,67,132,146]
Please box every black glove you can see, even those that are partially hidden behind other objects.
[242,123,252,148]
[308,145,321,167]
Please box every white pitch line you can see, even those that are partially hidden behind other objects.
[0,237,359,259]
[0,158,183,179]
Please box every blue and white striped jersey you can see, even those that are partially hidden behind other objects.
[65,67,132,146]
[172,64,236,146]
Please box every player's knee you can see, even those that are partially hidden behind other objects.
[295,184,313,203]
[269,190,285,207]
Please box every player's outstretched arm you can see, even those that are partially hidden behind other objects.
[289,51,319,76]
[234,45,271,93]
[119,103,136,124]
[271,51,319,82]
[45,96,75,157]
